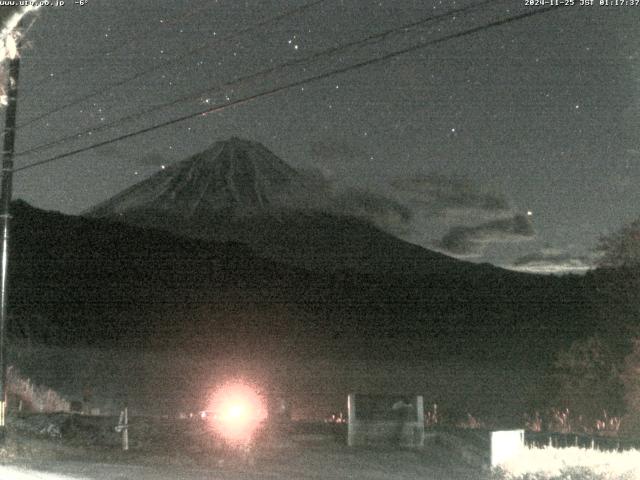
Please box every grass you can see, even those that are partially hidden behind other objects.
[6,366,70,413]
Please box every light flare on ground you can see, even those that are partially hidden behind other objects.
[207,380,267,444]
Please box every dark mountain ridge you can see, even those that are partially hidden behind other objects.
[8,200,598,365]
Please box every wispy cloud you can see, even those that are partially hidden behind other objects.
[330,188,412,234]
[391,173,511,221]
[386,172,534,256]
[436,214,535,257]
[507,248,593,274]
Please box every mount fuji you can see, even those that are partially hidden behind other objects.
[88,137,326,226]
[86,137,473,275]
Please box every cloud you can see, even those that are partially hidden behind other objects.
[330,188,412,234]
[297,167,332,189]
[386,172,537,257]
[391,173,511,220]
[437,214,535,257]
[288,166,411,233]
[507,248,593,274]
[297,169,531,259]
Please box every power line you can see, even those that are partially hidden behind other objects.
[17,0,327,129]
[16,0,498,158]
[14,5,558,175]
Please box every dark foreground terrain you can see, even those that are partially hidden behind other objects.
[0,413,485,480]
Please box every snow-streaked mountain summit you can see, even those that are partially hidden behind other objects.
[87,137,326,223]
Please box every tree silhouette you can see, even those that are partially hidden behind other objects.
[552,336,623,432]
[597,220,640,268]
[621,337,640,435]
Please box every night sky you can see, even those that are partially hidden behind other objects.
[5,0,640,273]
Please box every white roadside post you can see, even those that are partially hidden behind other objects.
[115,407,129,451]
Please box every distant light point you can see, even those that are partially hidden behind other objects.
[527,210,533,216]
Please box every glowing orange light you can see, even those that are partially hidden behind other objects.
[208,381,267,444]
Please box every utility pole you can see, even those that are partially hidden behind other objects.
[0,28,21,441]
